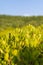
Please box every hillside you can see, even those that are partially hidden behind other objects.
[0,15,43,30]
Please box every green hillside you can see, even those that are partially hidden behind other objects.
[0,15,43,30]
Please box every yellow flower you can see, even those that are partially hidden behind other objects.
[12,49,18,56]
[16,37,19,41]
[25,39,29,47]
[0,48,3,53]
[2,40,6,45]
[4,53,9,61]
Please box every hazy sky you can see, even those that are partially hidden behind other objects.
[0,0,43,16]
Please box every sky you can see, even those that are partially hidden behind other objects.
[0,0,43,16]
